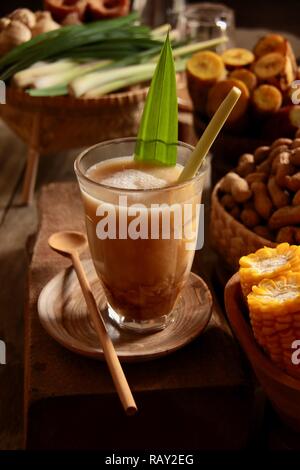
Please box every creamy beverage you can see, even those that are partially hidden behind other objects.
[75,140,206,332]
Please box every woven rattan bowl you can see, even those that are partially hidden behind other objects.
[210,179,276,271]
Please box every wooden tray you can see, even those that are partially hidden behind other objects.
[225,273,300,433]
[38,259,213,362]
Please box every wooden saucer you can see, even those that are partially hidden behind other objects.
[38,260,213,362]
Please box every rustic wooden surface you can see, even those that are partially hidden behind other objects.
[0,119,81,449]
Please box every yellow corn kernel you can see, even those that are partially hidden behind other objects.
[248,272,300,317]
[247,271,300,377]
[239,243,300,297]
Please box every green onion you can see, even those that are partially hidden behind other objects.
[13,59,78,88]
[33,60,111,89]
[0,12,156,80]
[83,58,187,99]
[83,71,153,98]
[70,63,156,97]
[27,85,69,97]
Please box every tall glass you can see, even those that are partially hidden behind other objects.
[132,0,186,29]
[75,138,208,333]
[180,2,236,51]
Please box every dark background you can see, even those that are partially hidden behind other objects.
[0,0,299,36]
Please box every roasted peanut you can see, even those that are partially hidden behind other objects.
[275,152,294,187]
[219,172,236,193]
[245,172,267,184]
[253,146,270,164]
[230,206,241,219]
[267,176,289,208]
[269,144,289,160]
[271,152,287,173]
[291,138,300,149]
[276,226,296,244]
[294,228,300,244]
[251,181,273,219]
[220,193,236,210]
[269,205,300,229]
[270,137,292,149]
[292,189,300,206]
[256,155,273,174]
[285,172,300,191]
[241,208,260,228]
[253,225,273,240]
[236,153,255,177]
[290,148,300,165]
[219,172,252,203]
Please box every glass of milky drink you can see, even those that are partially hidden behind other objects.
[75,137,208,333]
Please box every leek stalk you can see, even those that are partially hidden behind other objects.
[33,60,111,89]
[84,59,186,99]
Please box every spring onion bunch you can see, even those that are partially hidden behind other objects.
[0,10,228,98]
[0,12,158,80]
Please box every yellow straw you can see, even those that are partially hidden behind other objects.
[178,86,241,182]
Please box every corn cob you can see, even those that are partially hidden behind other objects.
[239,243,300,297]
[247,272,300,378]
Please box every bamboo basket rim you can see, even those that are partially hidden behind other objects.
[212,178,277,249]
[225,272,300,390]
[4,85,148,112]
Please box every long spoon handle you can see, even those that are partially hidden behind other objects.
[71,251,137,415]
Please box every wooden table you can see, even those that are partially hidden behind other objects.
[24,181,254,450]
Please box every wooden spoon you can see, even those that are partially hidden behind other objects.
[48,230,137,416]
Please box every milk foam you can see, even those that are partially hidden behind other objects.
[100,169,168,190]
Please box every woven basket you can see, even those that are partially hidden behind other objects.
[0,86,148,153]
[0,86,149,204]
[210,179,276,271]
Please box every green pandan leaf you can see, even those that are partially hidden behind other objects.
[134,33,178,166]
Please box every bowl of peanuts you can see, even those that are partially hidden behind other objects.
[210,129,300,270]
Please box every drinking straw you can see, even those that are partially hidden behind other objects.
[178,87,241,182]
